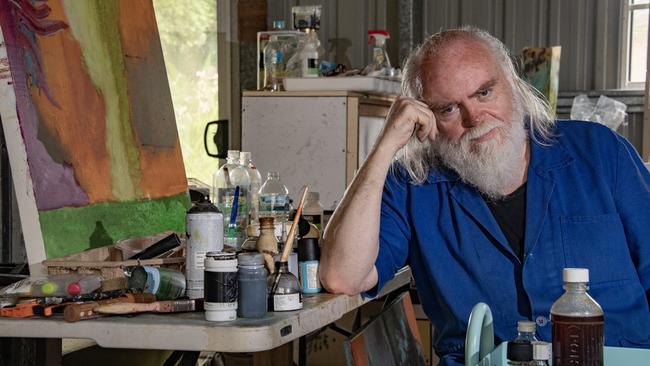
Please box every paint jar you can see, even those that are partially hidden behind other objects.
[128,266,186,301]
[268,261,302,311]
[237,252,268,318]
[298,237,321,293]
[204,252,238,321]
[185,196,223,299]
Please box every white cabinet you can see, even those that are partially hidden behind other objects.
[242,91,394,210]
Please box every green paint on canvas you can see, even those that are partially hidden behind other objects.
[62,1,143,200]
[39,193,191,259]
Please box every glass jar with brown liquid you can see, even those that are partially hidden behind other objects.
[550,268,604,366]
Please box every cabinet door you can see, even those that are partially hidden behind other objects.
[242,96,348,210]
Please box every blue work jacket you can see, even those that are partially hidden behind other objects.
[366,120,650,366]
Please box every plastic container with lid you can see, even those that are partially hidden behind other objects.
[204,252,238,322]
[237,252,268,318]
[550,268,604,366]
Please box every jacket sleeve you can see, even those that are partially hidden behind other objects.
[362,167,411,298]
[613,135,650,292]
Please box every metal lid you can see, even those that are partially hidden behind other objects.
[237,252,265,266]
[206,251,237,260]
[187,196,221,214]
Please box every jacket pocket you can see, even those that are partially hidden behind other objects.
[560,213,636,285]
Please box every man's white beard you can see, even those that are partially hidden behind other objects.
[432,110,527,200]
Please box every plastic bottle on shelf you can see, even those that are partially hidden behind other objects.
[515,320,539,343]
[212,150,251,250]
[302,192,324,231]
[240,151,262,222]
[550,268,604,366]
[365,30,392,76]
[300,29,320,77]
[263,35,284,91]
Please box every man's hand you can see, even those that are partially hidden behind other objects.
[375,96,438,156]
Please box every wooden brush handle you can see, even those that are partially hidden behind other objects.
[63,293,156,322]
[280,186,309,262]
[95,302,159,314]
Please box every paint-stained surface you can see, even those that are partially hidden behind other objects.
[0,0,188,258]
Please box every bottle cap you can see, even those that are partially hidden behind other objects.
[517,320,536,333]
[227,150,240,160]
[507,340,533,361]
[187,196,221,214]
[563,268,589,283]
[240,151,251,163]
[67,282,81,296]
[41,282,58,295]
[532,341,551,361]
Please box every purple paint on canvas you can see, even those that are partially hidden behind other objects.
[0,0,89,210]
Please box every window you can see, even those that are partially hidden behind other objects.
[153,0,219,185]
[622,0,649,89]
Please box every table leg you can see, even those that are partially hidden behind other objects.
[0,337,62,366]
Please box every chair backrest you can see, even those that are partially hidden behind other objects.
[344,291,426,366]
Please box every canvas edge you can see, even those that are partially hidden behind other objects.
[0,26,47,276]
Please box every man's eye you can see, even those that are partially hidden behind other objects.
[477,89,491,97]
[439,105,457,115]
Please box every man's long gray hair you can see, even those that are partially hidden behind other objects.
[397,26,555,184]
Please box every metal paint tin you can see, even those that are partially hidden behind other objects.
[186,198,223,299]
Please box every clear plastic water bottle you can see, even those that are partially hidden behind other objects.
[240,152,262,221]
[258,172,291,223]
[515,320,539,342]
[212,150,251,250]
[263,35,283,91]
[550,268,604,366]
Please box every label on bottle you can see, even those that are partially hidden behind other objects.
[194,251,207,270]
[302,214,321,230]
[300,261,321,292]
[273,293,302,311]
[259,194,290,214]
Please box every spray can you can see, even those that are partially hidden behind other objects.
[186,196,224,299]
[298,237,321,293]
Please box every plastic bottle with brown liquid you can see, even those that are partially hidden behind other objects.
[550,268,604,366]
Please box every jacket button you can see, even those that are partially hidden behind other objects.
[536,315,548,327]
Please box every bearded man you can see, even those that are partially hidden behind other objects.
[320,27,650,366]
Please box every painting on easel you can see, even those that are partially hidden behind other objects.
[0,0,189,271]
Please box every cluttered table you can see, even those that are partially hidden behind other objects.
[0,267,411,353]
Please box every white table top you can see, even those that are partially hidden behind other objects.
[0,267,412,352]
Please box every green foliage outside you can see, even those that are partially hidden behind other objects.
[153,0,219,186]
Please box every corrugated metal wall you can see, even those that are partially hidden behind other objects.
[267,0,625,91]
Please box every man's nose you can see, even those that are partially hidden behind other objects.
[460,103,482,128]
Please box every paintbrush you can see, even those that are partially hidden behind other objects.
[228,185,240,238]
[94,299,203,315]
[64,293,156,322]
[270,186,309,294]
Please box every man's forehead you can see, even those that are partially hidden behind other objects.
[419,41,504,103]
